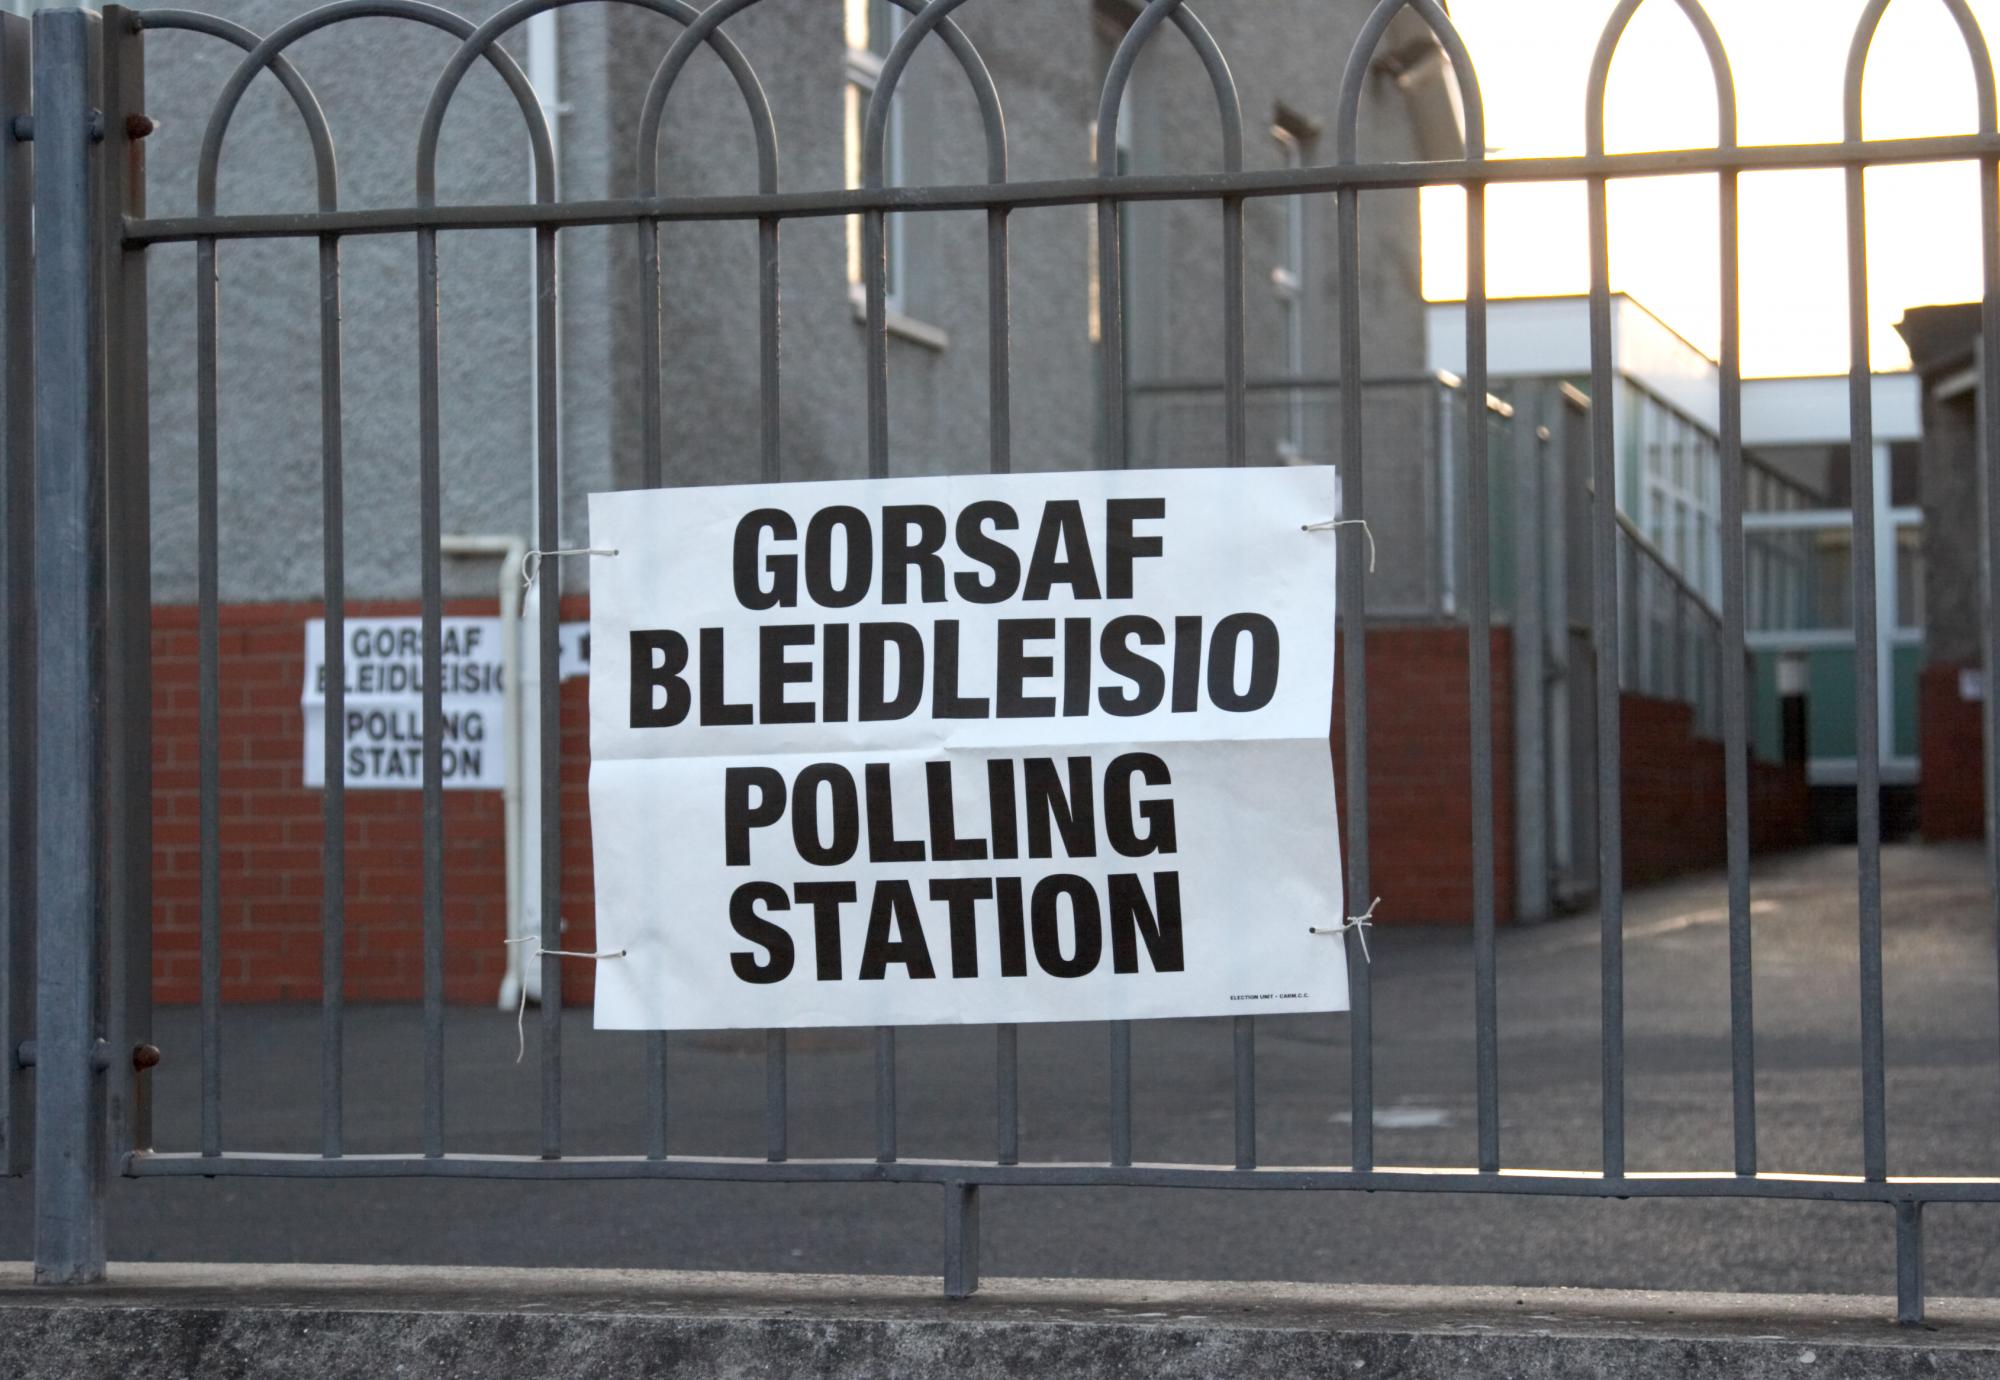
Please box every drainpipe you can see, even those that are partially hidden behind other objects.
[526,8,563,498]
[510,9,565,1011]
[440,535,529,1009]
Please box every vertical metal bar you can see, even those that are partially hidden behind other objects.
[942,1182,980,1299]
[99,5,150,1169]
[1466,183,1499,1175]
[0,9,32,1181]
[875,1025,896,1163]
[987,207,1010,474]
[758,215,779,481]
[416,224,445,1159]
[1232,1015,1254,1170]
[639,219,662,488]
[1947,26,2000,1130]
[1336,184,1373,1173]
[1586,165,1626,1181]
[1097,194,1125,468]
[995,1022,1018,1165]
[1843,157,1887,1184]
[319,222,344,1160]
[646,1035,667,1160]
[756,200,786,1158]
[1221,194,1245,467]
[764,1027,787,1162]
[987,197,1016,1165]
[1896,1200,1925,1325]
[1717,157,1756,1177]
[1980,155,2000,1133]
[31,5,107,1282]
[535,221,562,1161]
[860,161,897,1162]
[638,214,667,1158]
[1108,1019,1132,1166]
[864,203,889,477]
[1219,159,1250,1173]
[1512,385,1549,926]
[195,251,221,1158]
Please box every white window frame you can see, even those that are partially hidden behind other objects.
[845,0,907,318]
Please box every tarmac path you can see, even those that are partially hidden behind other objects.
[5,842,1998,1300]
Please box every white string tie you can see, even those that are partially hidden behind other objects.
[504,934,627,1062]
[1309,896,1381,963]
[1300,517,1375,573]
[520,546,617,593]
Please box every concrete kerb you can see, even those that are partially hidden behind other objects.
[5,1265,2000,1379]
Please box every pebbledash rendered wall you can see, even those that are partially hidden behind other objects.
[142,0,1448,612]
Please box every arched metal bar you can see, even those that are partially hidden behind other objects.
[1328,0,1487,1186]
[849,0,1010,1164]
[199,0,546,217]
[1839,0,1894,1193]
[1834,0,2000,1202]
[620,0,777,542]
[1334,0,1484,166]
[622,0,777,1168]
[1096,0,1242,176]
[861,0,1006,188]
[1092,0,1244,485]
[630,0,778,198]
[1087,0,1243,1172]
[624,0,776,508]
[424,0,774,208]
[1972,12,2000,1235]
[1584,0,1736,154]
[1581,0,1743,1185]
[846,0,1014,1166]
[1334,0,1495,1177]
[1845,0,1997,140]
[140,10,338,212]
[156,7,364,1158]
[417,0,766,1160]
[192,0,547,1165]
[855,0,1008,482]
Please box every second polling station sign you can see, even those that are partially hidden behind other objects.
[587,467,1345,1031]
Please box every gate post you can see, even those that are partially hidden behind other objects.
[31,4,108,1286]
[0,9,34,1184]
[99,4,152,1170]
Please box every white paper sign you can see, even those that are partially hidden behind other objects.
[302,617,508,789]
[587,467,1345,1031]
[301,616,596,791]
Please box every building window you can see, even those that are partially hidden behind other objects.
[1272,121,1309,462]
[845,0,905,315]
[1632,388,1721,604]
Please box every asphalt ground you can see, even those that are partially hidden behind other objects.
[5,841,1999,1300]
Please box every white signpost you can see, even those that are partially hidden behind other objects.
[587,467,1347,1031]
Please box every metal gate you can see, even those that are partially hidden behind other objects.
[2,0,1998,1324]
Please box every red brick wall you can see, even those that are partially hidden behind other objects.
[1330,626,1517,924]
[151,610,1812,1004]
[1620,692,1809,885]
[1918,662,1986,840]
[151,599,597,1006]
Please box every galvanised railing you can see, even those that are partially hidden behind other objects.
[0,0,1996,1325]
